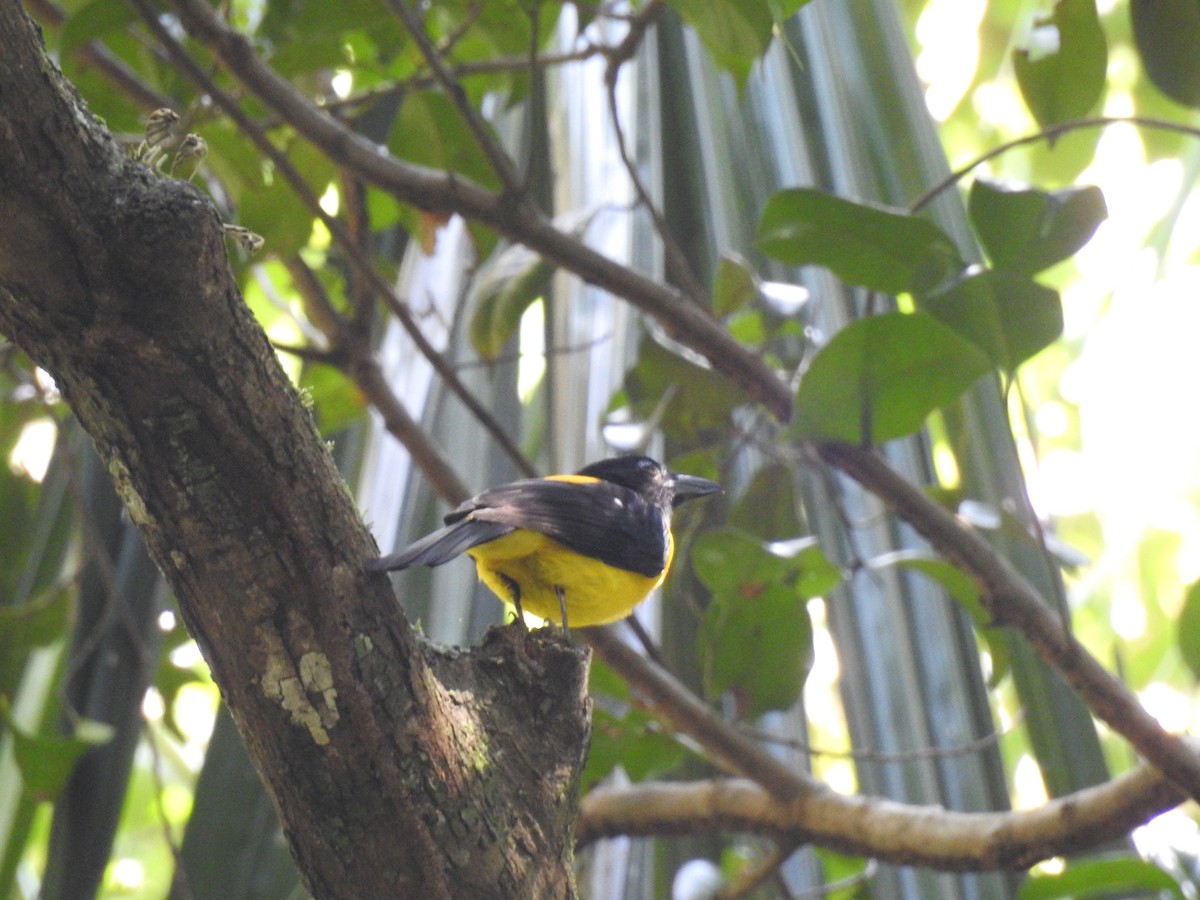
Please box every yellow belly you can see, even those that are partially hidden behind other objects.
[466,529,665,627]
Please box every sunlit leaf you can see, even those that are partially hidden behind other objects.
[1018,856,1184,899]
[390,91,503,193]
[1131,0,1200,108]
[757,188,961,294]
[968,179,1107,275]
[712,253,759,316]
[920,268,1063,375]
[1178,580,1200,681]
[726,310,766,345]
[1013,0,1107,129]
[790,313,992,444]
[0,585,72,653]
[468,244,555,361]
[59,0,136,59]
[202,124,333,258]
[667,0,775,86]
[299,364,366,436]
[0,699,113,802]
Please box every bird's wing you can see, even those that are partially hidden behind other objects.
[466,478,668,577]
[366,518,515,571]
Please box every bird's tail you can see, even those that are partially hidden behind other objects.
[366,519,513,572]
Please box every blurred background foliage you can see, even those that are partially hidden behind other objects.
[3,0,1200,896]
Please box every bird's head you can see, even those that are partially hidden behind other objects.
[576,455,720,510]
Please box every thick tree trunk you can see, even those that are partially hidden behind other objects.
[0,3,589,896]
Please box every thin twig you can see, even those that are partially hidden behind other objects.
[603,68,707,303]
[386,0,525,195]
[911,115,1200,214]
[738,710,1023,765]
[602,2,709,303]
[313,47,603,120]
[353,355,473,502]
[604,0,667,71]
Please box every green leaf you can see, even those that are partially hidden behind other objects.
[968,179,1107,275]
[389,91,502,193]
[467,207,597,360]
[0,585,72,654]
[694,530,835,717]
[0,699,113,802]
[757,189,962,295]
[712,253,759,316]
[667,0,775,86]
[1131,0,1200,108]
[1018,856,1184,899]
[726,310,766,345]
[299,364,366,436]
[584,659,691,789]
[202,124,334,258]
[726,462,803,541]
[1013,0,1107,129]
[588,658,631,702]
[877,553,1015,686]
[692,530,839,601]
[692,531,783,597]
[790,313,992,444]
[583,706,689,790]
[920,269,1063,376]
[59,0,137,58]
[1178,580,1200,681]
[620,336,747,442]
[468,244,556,361]
[258,0,404,77]
[365,188,404,232]
[701,580,813,718]
[886,555,982,618]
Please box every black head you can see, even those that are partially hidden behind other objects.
[576,456,720,509]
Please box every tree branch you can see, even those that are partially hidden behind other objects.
[578,763,1185,871]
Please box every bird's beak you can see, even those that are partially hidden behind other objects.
[670,472,720,506]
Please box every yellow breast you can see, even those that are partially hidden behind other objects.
[466,529,674,627]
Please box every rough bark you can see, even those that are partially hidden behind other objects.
[0,3,589,896]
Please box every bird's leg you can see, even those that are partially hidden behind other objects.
[555,585,569,633]
[500,574,527,630]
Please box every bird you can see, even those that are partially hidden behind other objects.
[366,455,719,629]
